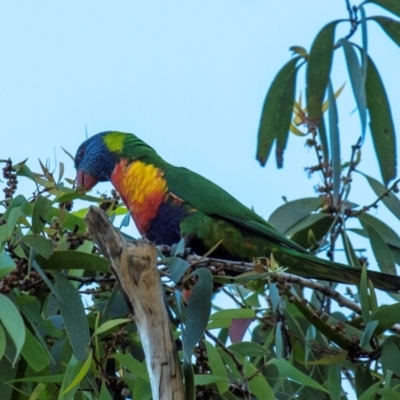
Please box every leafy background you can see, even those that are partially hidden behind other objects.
[1,1,400,399]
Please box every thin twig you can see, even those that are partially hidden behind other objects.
[344,0,359,40]
[62,274,116,283]
[353,177,400,216]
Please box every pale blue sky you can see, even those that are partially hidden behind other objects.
[1,0,399,249]
[1,4,399,397]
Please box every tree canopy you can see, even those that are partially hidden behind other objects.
[1,1,400,399]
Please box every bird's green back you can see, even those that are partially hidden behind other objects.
[163,165,308,254]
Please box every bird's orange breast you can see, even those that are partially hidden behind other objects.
[110,159,168,234]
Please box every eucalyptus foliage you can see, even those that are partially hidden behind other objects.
[1,1,400,399]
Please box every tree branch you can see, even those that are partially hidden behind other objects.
[186,254,400,334]
[85,206,185,400]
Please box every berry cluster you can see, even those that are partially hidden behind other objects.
[2,159,18,199]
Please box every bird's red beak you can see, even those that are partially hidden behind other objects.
[76,170,98,191]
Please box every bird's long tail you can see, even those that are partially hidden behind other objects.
[279,249,400,292]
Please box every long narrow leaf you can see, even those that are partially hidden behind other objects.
[0,294,25,365]
[54,272,91,361]
[183,268,213,362]
[373,16,400,47]
[257,57,300,167]
[269,358,329,393]
[327,81,341,207]
[365,55,397,185]
[318,117,329,165]
[367,0,400,18]
[361,220,396,275]
[360,172,400,220]
[204,340,229,394]
[306,22,337,123]
[340,39,367,139]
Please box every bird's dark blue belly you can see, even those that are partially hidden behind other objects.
[146,200,187,245]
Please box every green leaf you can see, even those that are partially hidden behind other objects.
[173,238,186,256]
[3,195,27,220]
[0,224,9,245]
[360,320,379,348]
[327,80,341,207]
[306,352,346,365]
[361,172,400,220]
[365,54,397,185]
[210,308,255,321]
[132,377,152,400]
[340,38,367,139]
[269,282,279,313]
[357,212,400,248]
[93,318,131,336]
[287,214,332,249]
[7,207,22,237]
[360,6,368,80]
[61,351,92,394]
[229,341,269,357]
[59,354,80,400]
[21,235,54,259]
[257,57,300,168]
[248,374,275,400]
[119,210,131,228]
[341,231,362,268]
[371,303,400,334]
[269,358,329,393]
[275,321,283,359]
[306,21,337,123]
[76,240,94,254]
[0,250,16,279]
[0,323,5,360]
[368,280,379,314]
[0,355,17,400]
[373,16,400,47]
[356,365,379,399]
[166,257,190,284]
[367,0,400,17]
[0,294,25,365]
[268,197,323,234]
[21,327,50,372]
[328,362,341,400]
[183,358,195,400]
[362,220,396,275]
[10,374,65,383]
[51,207,87,234]
[36,250,110,272]
[54,272,90,361]
[111,353,149,382]
[30,254,62,303]
[31,195,52,234]
[27,383,46,400]
[360,264,371,324]
[99,381,113,400]
[183,268,213,362]
[381,340,400,376]
[305,324,316,367]
[204,340,229,394]
[318,116,329,163]
[194,374,228,385]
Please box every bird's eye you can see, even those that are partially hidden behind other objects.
[74,147,85,165]
[76,147,85,161]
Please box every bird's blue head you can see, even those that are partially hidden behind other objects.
[74,131,120,191]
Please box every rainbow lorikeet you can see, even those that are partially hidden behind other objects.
[75,131,400,291]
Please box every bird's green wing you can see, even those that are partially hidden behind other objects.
[163,165,308,254]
